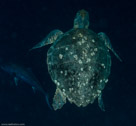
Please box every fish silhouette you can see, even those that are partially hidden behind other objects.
[0,60,52,110]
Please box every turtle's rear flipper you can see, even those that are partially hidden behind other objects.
[29,29,63,51]
[52,88,66,111]
[98,32,122,62]
[98,93,105,111]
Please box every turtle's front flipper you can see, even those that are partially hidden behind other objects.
[29,29,63,51]
[98,32,122,62]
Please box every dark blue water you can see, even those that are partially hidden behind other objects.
[0,0,136,126]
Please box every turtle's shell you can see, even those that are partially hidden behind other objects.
[47,28,111,107]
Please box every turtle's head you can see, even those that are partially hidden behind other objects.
[73,9,89,29]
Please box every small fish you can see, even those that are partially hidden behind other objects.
[0,61,52,110]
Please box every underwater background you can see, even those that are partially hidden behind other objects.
[0,0,136,126]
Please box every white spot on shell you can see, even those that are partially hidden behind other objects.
[69,88,73,92]
[83,51,87,55]
[86,58,91,63]
[88,66,91,70]
[56,81,60,86]
[70,51,73,55]
[77,82,80,87]
[81,68,83,71]
[81,39,85,44]
[91,52,95,56]
[80,97,82,100]
[78,33,83,37]
[72,36,76,39]
[92,93,96,97]
[82,95,85,98]
[97,90,101,94]
[91,86,93,89]
[100,79,103,83]
[60,71,63,74]
[78,59,82,64]
[54,80,57,83]
[83,83,86,86]
[64,70,67,76]
[59,54,63,59]
[101,63,105,68]
[65,47,68,50]
[86,79,89,84]
[78,41,82,45]
[86,44,90,48]
[94,48,98,52]
[92,39,95,43]
[73,55,78,60]
[86,99,90,103]
[105,79,108,83]
[84,36,87,40]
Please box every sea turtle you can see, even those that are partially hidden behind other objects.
[30,9,121,111]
